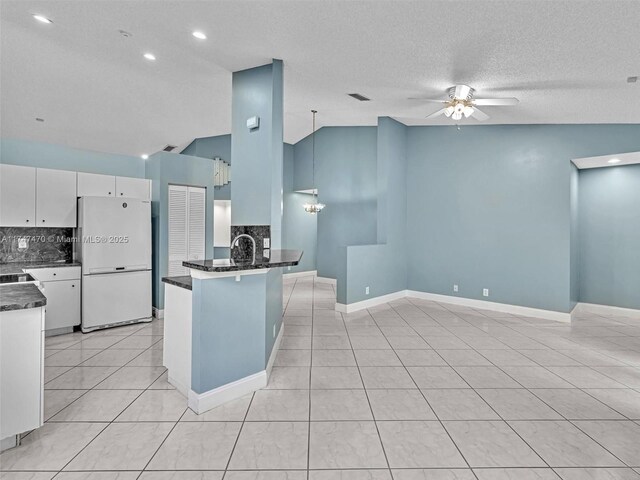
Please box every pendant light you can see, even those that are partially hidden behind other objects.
[303,109,325,214]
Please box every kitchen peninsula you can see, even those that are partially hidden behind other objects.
[162,249,302,414]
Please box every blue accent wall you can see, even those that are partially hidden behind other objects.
[405,124,640,313]
[293,127,378,280]
[283,143,317,273]
[578,164,640,310]
[340,118,408,305]
[0,138,145,177]
[181,134,232,201]
[145,151,217,309]
[570,164,580,309]
[191,274,266,393]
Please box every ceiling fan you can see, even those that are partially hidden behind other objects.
[410,85,519,121]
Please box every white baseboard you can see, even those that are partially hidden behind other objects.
[407,290,571,323]
[283,270,317,279]
[336,289,571,323]
[266,323,284,377]
[186,324,284,415]
[336,290,408,313]
[188,370,267,414]
[153,307,164,319]
[574,302,640,319]
[315,276,337,286]
[168,375,190,398]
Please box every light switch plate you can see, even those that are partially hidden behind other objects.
[247,116,260,130]
[263,238,270,248]
[18,237,28,250]
[263,248,270,258]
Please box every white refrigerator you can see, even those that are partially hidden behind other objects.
[78,197,152,332]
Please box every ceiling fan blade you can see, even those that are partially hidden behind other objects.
[407,97,448,103]
[426,108,447,119]
[471,108,489,121]
[473,98,519,106]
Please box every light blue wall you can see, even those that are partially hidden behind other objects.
[0,138,145,177]
[283,143,317,273]
[181,134,232,201]
[570,164,580,309]
[293,127,378,280]
[340,118,408,305]
[231,61,283,238]
[145,152,216,309]
[579,164,640,310]
[406,124,640,313]
[191,274,266,393]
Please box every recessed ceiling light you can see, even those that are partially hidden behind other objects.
[192,31,207,40]
[608,158,621,164]
[33,14,52,24]
[141,154,149,160]
[143,53,156,61]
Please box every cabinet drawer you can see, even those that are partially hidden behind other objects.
[25,266,81,282]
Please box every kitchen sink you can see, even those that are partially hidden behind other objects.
[0,273,36,285]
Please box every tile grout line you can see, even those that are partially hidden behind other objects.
[343,307,395,480]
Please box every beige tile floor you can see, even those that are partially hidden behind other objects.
[2,276,640,479]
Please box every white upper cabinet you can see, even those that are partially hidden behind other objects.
[0,164,36,226]
[36,168,77,227]
[116,176,151,200]
[77,172,116,197]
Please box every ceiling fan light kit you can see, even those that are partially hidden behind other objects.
[414,84,519,122]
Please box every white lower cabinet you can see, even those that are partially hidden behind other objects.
[40,280,81,330]
[0,307,44,447]
[25,267,81,332]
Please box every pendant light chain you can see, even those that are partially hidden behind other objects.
[312,109,317,202]
[303,109,325,214]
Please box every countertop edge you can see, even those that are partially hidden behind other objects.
[0,283,47,313]
[161,276,193,291]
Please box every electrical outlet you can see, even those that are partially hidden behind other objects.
[263,249,270,258]
[453,284,459,292]
[273,324,276,338]
[263,238,270,248]
[287,266,291,271]
[483,288,489,297]
[365,286,370,295]
[18,237,28,250]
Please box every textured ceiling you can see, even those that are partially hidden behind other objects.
[1,0,639,157]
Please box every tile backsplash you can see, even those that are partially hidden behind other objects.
[230,225,271,261]
[0,227,73,263]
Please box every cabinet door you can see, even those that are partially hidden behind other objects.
[0,164,36,226]
[0,307,44,438]
[41,280,81,330]
[115,176,151,200]
[77,172,116,197]
[36,168,77,227]
[187,186,206,261]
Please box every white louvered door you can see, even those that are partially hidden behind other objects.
[187,187,206,263]
[168,185,206,277]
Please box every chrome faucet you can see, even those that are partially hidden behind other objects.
[230,234,256,263]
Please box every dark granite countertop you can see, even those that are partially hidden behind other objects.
[0,260,82,275]
[183,249,303,273]
[0,283,47,312]
[161,275,193,291]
